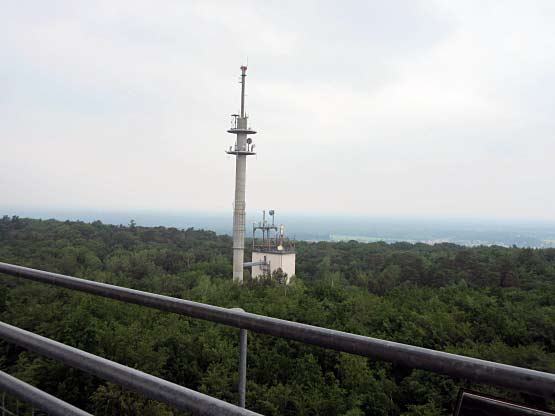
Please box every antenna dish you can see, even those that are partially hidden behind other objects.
[247,138,252,144]
[269,210,275,216]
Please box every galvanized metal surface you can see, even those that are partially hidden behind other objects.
[232,308,248,408]
[238,328,247,408]
[0,322,261,416]
[243,261,266,268]
[0,370,92,416]
[1,262,555,399]
[456,392,555,416]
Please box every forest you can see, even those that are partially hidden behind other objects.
[1,215,555,415]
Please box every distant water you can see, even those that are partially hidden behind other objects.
[2,207,555,248]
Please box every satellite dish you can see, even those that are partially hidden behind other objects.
[269,210,275,216]
[247,138,252,144]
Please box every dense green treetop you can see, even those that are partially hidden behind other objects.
[1,216,554,415]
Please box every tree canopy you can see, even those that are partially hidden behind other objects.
[1,216,554,415]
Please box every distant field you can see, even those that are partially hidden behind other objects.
[2,207,555,248]
[330,234,390,243]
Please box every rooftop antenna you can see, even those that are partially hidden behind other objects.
[251,209,296,283]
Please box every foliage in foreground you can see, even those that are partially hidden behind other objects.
[1,215,555,415]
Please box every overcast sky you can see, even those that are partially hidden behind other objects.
[1,1,554,220]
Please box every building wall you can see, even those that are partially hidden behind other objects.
[251,251,296,284]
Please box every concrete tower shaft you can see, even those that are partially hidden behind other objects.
[226,66,257,284]
[232,151,246,282]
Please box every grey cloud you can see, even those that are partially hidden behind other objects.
[0,0,554,220]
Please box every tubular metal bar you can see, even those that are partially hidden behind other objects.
[0,370,92,416]
[0,322,261,416]
[243,261,266,268]
[238,329,247,408]
[1,262,555,399]
[232,308,248,408]
[457,392,555,415]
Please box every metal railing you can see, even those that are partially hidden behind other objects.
[455,391,555,416]
[1,261,555,412]
[0,370,92,416]
[0,322,260,416]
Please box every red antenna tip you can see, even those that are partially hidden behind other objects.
[240,65,247,71]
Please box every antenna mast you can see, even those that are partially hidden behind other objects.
[226,66,257,284]
[240,66,246,117]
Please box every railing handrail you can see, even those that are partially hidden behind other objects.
[457,391,555,416]
[0,321,261,416]
[0,370,92,416]
[1,261,555,400]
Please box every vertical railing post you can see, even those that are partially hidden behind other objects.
[232,308,248,408]
[238,326,247,408]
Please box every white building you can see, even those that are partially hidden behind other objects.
[251,251,296,284]
[249,211,296,284]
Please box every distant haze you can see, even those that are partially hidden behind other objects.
[1,1,554,220]
[3,207,555,248]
